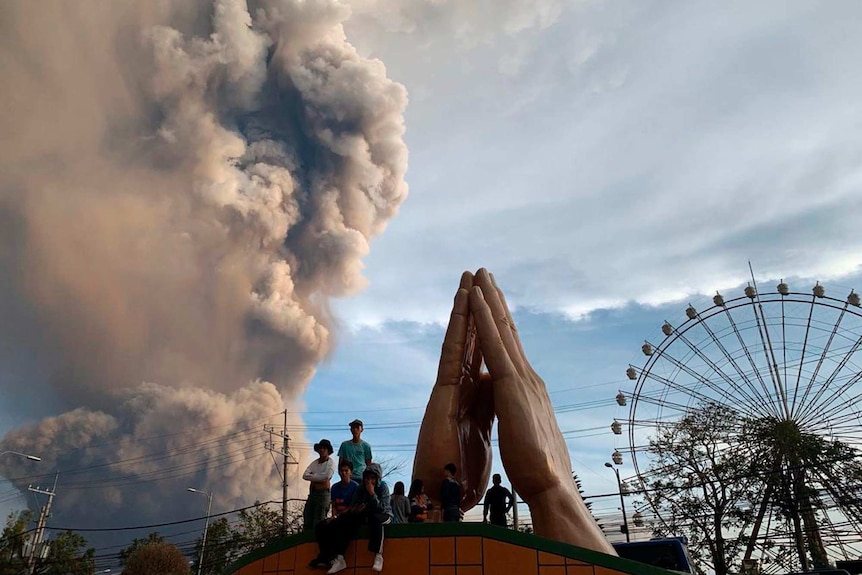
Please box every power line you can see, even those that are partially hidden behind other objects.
[47,499,282,532]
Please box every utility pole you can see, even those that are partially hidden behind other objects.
[282,410,288,533]
[605,462,630,543]
[27,473,58,575]
[264,410,297,535]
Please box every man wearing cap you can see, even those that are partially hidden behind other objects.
[302,439,337,531]
[337,419,372,482]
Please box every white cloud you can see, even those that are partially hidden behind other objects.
[335,0,862,328]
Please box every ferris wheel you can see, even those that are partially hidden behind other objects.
[617,276,862,574]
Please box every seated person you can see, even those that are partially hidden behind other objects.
[407,479,431,523]
[330,461,359,517]
[309,463,392,573]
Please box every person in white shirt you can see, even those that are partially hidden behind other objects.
[303,439,337,530]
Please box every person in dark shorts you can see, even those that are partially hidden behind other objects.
[483,473,514,527]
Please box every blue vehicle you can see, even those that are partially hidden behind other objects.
[613,537,695,573]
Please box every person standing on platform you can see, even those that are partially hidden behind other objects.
[483,473,514,527]
[441,463,462,522]
[390,481,410,524]
[338,419,372,482]
[303,439,337,530]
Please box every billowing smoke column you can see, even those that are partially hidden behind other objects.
[0,0,407,526]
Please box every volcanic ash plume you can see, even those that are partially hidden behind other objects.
[0,0,407,525]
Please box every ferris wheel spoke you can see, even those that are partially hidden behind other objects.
[720,304,782,415]
[627,393,706,419]
[802,422,862,448]
[782,297,789,414]
[797,369,862,430]
[791,295,818,416]
[812,509,850,563]
[793,302,849,419]
[803,404,862,434]
[637,362,765,420]
[795,329,862,424]
[635,367,722,410]
[809,466,862,553]
[744,477,777,562]
[667,322,775,419]
[747,278,791,419]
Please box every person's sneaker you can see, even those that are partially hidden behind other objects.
[372,553,384,572]
[326,555,347,574]
[307,557,329,570]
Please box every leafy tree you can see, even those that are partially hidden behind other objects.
[39,530,95,575]
[0,510,32,575]
[192,501,303,575]
[0,511,94,575]
[121,541,190,575]
[119,531,166,565]
[644,402,758,575]
[190,518,235,575]
[232,501,283,555]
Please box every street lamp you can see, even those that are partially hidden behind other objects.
[0,451,41,461]
[187,487,213,575]
[605,462,630,543]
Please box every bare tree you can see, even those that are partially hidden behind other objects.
[643,402,758,575]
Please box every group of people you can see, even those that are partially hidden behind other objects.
[300,419,512,573]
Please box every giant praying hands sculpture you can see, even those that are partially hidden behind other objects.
[414,269,617,556]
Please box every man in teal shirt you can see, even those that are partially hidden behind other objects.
[338,419,372,482]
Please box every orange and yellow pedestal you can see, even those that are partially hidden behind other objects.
[222,523,680,575]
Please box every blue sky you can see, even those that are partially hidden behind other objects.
[301,0,862,528]
[2,0,862,551]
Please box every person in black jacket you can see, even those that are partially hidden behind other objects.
[440,462,462,522]
[309,463,392,573]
